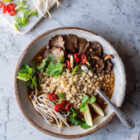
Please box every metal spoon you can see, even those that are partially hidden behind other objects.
[96,89,135,129]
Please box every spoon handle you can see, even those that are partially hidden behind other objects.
[96,89,135,129]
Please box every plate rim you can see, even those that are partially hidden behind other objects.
[14,27,126,139]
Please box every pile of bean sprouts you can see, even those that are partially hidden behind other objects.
[30,92,69,133]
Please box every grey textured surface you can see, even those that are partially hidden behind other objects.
[0,0,140,140]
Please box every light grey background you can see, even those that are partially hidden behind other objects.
[0,0,140,140]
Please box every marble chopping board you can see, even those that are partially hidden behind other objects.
[0,0,55,34]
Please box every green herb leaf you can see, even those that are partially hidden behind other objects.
[80,103,87,112]
[16,65,32,81]
[57,92,65,99]
[31,76,38,90]
[87,96,96,104]
[71,108,78,118]
[57,92,65,104]
[72,65,81,74]
[70,116,80,125]
[80,122,91,129]
[57,55,63,63]
[46,56,63,77]
[81,95,89,104]
[28,10,38,18]
[37,54,56,72]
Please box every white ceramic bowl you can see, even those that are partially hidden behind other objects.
[15,27,126,138]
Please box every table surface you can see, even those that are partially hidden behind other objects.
[0,0,140,140]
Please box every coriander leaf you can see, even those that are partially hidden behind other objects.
[28,10,38,18]
[57,55,63,63]
[80,122,91,129]
[87,96,96,104]
[38,54,56,72]
[70,116,80,125]
[57,92,65,104]
[46,56,63,77]
[81,95,89,104]
[80,103,87,112]
[16,65,33,81]
[71,108,77,118]
[57,92,65,99]
[72,65,81,75]
[58,99,63,104]
[31,76,38,90]
[46,62,63,76]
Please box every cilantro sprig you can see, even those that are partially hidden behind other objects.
[46,56,63,77]
[16,62,38,91]
[70,108,91,129]
[80,95,96,112]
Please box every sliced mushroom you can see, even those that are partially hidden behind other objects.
[78,38,89,54]
[63,34,78,53]
[86,42,103,56]
[92,56,105,73]
[104,55,114,61]
[49,35,65,49]
[106,60,113,72]
[51,47,64,61]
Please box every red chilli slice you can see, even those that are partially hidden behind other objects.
[48,93,57,101]
[81,54,87,64]
[0,1,4,8]
[8,9,16,16]
[61,100,68,109]
[66,60,71,69]
[74,53,80,63]
[65,103,73,111]
[3,5,7,14]
[7,3,16,12]
[54,104,63,112]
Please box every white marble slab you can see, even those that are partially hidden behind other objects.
[0,0,140,140]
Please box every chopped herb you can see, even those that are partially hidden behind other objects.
[70,115,80,125]
[71,108,77,118]
[37,54,56,72]
[80,103,87,112]
[80,122,91,129]
[87,96,96,104]
[72,65,81,74]
[80,95,96,112]
[81,95,89,104]
[14,0,38,30]
[17,64,38,90]
[57,92,65,104]
[46,56,63,77]
[16,65,33,81]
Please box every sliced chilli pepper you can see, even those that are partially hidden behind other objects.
[61,100,68,109]
[8,9,16,16]
[81,55,87,64]
[0,1,4,8]
[74,53,80,63]
[54,104,63,112]
[66,60,71,69]
[65,103,73,111]
[7,3,16,12]
[3,5,7,14]
[48,93,57,101]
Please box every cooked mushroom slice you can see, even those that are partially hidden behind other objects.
[106,60,113,72]
[104,55,114,61]
[78,38,89,54]
[92,56,105,73]
[63,34,78,53]
[49,35,65,49]
[51,47,64,61]
[86,42,103,56]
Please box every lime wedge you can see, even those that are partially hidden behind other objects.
[83,104,93,126]
[91,103,105,116]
